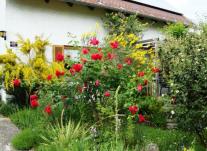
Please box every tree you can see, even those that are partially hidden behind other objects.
[158,23,207,146]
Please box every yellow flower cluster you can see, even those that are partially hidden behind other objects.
[0,36,64,90]
[112,33,156,66]
[18,35,49,59]
[18,35,32,54]
[0,49,17,64]
[4,64,22,89]
[130,47,156,66]
[33,36,49,56]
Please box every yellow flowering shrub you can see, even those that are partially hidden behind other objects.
[111,33,157,66]
[0,36,63,90]
[0,49,17,64]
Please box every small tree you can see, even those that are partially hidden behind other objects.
[158,23,207,146]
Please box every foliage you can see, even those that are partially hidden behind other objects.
[39,120,91,150]
[163,22,188,38]
[138,125,195,151]
[0,102,17,116]
[12,128,43,150]
[103,12,146,35]
[10,108,47,129]
[158,23,207,146]
[0,36,63,106]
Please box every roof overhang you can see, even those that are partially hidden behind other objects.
[61,0,192,25]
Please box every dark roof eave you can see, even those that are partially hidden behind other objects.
[61,0,192,25]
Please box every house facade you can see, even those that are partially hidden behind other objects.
[0,0,190,102]
[0,0,190,60]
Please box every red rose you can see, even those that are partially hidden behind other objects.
[69,68,75,76]
[72,63,83,72]
[110,41,119,49]
[137,84,143,92]
[138,114,145,123]
[56,52,64,62]
[30,99,39,108]
[56,70,64,77]
[13,79,21,87]
[81,58,87,64]
[128,105,138,115]
[117,64,123,70]
[137,71,145,77]
[144,79,148,85]
[30,94,38,101]
[91,53,103,60]
[104,91,110,97]
[44,105,52,115]
[152,67,160,73]
[95,80,100,87]
[90,37,99,45]
[124,58,132,65]
[107,53,115,60]
[82,48,89,55]
[47,74,52,81]
[60,71,65,76]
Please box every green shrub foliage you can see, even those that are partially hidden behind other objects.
[159,23,207,146]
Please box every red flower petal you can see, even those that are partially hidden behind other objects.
[138,114,145,123]
[56,52,64,62]
[90,37,99,45]
[128,105,138,115]
[117,64,123,70]
[95,80,100,87]
[152,67,160,73]
[137,71,145,77]
[13,79,21,87]
[104,91,110,97]
[30,99,39,108]
[44,105,52,115]
[72,63,83,72]
[30,94,38,100]
[110,41,119,49]
[47,74,52,81]
[82,48,89,55]
[137,84,143,92]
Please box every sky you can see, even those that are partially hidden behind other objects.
[136,0,207,23]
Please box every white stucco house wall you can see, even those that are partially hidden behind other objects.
[0,0,190,102]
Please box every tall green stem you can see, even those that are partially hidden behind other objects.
[115,85,121,144]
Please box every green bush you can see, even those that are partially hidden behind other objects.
[164,22,188,38]
[159,23,207,146]
[0,102,17,116]
[12,128,42,150]
[10,108,46,129]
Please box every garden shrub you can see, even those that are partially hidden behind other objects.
[164,22,188,38]
[0,102,17,116]
[159,23,207,146]
[12,128,42,150]
[103,12,146,35]
[10,108,47,129]
[0,36,62,106]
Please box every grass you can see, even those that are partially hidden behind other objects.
[137,125,206,151]
[12,128,43,150]
[0,102,17,116]
[10,108,47,129]
[9,108,206,151]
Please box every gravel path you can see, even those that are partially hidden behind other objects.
[0,116,19,151]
